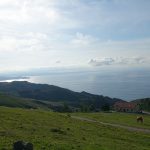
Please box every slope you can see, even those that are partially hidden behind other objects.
[0,81,122,109]
[132,98,150,112]
[0,92,51,109]
[0,106,149,150]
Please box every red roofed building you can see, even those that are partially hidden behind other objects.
[114,101,139,112]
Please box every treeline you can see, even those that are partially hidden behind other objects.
[52,103,111,113]
[137,98,150,112]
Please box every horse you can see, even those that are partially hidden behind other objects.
[137,116,144,123]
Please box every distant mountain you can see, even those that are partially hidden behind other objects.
[132,98,150,112]
[0,81,123,110]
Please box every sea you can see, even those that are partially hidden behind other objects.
[1,67,150,101]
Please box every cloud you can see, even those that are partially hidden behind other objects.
[71,32,98,46]
[55,60,61,64]
[0,32,49,52]
[0,1,60,25]
[89,58,115,66]
[117,57,146,65]
[89,57,148,67]
[0,0,150,70]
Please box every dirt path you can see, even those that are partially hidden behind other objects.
[71,116,150,134]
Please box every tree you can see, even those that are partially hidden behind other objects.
[101,104,110,111]
[62,102,72,112]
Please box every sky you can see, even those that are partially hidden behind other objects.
[0,0,150,72]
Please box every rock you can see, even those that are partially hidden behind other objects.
[13,141,25,150]
[25,142,33,150]
[13,141,33,150]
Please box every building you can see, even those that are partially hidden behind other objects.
[114,101,139,112]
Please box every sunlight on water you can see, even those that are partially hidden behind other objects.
[1,68,150,100]
[26,69,150,100]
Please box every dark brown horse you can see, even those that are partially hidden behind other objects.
[137,116,144,123]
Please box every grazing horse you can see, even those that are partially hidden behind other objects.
[137,116,144,123]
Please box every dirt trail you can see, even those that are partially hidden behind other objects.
[71,116,150,134]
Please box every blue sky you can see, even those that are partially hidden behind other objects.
[0,0,150,72]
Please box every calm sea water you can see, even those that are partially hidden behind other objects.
[1,68,150,100]
[24,68,150,101]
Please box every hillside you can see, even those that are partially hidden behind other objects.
[0,81,122,110]
[0,92,52,109]
[73,112,150,129]
[0,106,149,150]
[132,98,150,112]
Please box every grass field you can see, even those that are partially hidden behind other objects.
[0,92,52,110]
[0,107,150,150]
[73,112,150,129]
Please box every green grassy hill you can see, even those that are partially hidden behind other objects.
[0,107,149,150]
[0,81,122,110]
[0,92,52,109]
[73,112,150,129]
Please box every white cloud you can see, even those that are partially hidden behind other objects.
[89,58,115,66]
[0,0,150,70]
[89,57,149,67]
[71,32,98,46]
[55,60,61,64]
[0,32,49,52]
[0,1,59,24]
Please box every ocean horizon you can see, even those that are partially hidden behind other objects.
[1,67,150,101]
